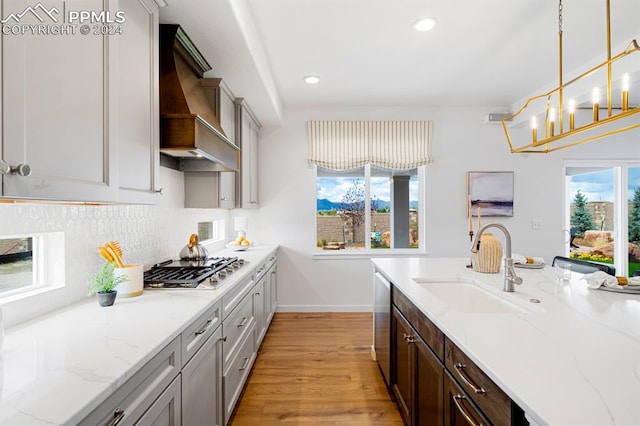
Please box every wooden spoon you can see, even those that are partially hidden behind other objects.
[104,244,124,268]
[98,246,115,265]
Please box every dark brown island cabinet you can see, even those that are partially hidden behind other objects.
[387,284,528,426]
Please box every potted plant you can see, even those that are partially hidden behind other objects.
[88,262,129,307]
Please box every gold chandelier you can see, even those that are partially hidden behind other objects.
[502,0,640,154]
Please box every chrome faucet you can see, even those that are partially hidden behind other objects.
[471,223,523,292]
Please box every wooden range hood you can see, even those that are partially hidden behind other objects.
[159,24,239,172]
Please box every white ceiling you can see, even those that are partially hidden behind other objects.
[160,0,640,126]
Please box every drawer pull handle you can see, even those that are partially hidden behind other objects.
[220,336,227,342]
[195,319,213,336]
[237,316,248,328]
[454,363,486,395]
[452,394,483,426]
[110,408,125,426]
[402,333,416,344]
[238,357,250,371]
[255,292,261,296]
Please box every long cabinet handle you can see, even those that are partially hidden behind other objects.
[237,316,248,328]
[454,363,486,395]
[238,357,250,371]
[110,408,125,426]
[452,394,483,426]
[195,319,213,336]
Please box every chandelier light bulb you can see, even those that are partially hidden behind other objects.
[568,99,576,130]
[592,87,600,104]
[531,116,537,129]
[622,73,629,111]
[549,108,556,122]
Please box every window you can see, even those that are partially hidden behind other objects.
[316,164,424,252]
[0,236,34,294]
[565,162,640,276]
[0,232,65,301]
[308,120,431,254]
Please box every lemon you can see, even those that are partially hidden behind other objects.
[241,239,250,246]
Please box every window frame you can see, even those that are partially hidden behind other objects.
[563,159,640,276]
[313,164,427,259]
[0,231,65,303]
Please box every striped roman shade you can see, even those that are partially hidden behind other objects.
[307,121,432,171]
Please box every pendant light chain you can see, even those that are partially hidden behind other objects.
[558,0,563,35]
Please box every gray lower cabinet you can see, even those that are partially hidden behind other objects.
[182,326,223,426]
[80,253,278,426]
[79,336,181,426]
[136,375,182,426]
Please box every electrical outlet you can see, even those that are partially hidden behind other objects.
[532,220,542,230]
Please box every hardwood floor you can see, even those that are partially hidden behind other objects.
[229,312,403,425]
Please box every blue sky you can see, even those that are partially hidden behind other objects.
[317,177,418,202]
[570,167,640,202]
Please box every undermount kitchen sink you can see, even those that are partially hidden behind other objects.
[412,278,537,314]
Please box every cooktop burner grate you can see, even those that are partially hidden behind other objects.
[143,256,242,288]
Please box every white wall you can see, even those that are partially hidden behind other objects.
[239,105,640,312]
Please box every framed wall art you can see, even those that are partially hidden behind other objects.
[467,171,514,217]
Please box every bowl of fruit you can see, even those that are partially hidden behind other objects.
[227,236,251,251]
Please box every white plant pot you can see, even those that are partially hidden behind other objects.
[114,264,144,298]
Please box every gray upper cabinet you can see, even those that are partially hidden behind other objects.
[235,98,261,209]
[1,0,160,204]
[116,0,161,204]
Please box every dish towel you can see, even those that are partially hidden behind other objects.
[582,271,640,289]
[512,254,545,265]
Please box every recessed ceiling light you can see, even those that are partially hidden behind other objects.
[304,76,320,84]
[413,17,438,32]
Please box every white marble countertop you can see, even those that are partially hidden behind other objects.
[372,257,640,426]
[0,245,278,425]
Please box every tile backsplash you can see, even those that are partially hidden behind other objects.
[0,169,230,328]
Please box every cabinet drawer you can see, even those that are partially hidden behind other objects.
[79,335,181,426]
[221,273,255,319]
[444,370,490,426]
[445,338,511,426]
[222,293,255,370]
[392,285,444,361]
[223,322,257,422]
[182,300,222,367]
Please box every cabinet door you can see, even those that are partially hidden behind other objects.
[136,376,182,426]
[234,99,260,209]
[116,0,160,204]
[182,327,223,426]
[391,307,412,424]
[219,171,236,208]
[253,276,266,347]
[415,334,444,426]
[2,0,116,201]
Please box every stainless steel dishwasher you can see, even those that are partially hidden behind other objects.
[373,270,391,386]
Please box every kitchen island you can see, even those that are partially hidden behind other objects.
[0,245,277,425]
[373,257,640,425]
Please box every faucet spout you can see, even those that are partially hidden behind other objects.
[471,223,522,292]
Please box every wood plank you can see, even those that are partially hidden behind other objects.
[228,312,403,425]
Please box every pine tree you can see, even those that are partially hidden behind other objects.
[571,190,594,238]
[629,186,640,244]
